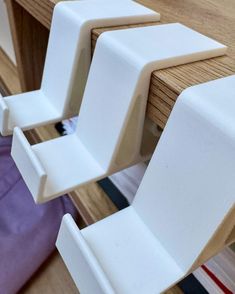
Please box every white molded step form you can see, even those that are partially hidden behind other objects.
[11,23,227,203]
[56,75,235,294]
[0,0,160,136]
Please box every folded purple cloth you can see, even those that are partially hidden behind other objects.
[0,135,77,294]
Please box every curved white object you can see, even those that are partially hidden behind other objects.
[0,0,160,136]
[57,75,235,294]
[11,23,227,203]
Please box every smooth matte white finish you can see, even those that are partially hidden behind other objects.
[57,75,235,294]
[0,0,160,135]
[11,23,227,203]
[57,209,184,294]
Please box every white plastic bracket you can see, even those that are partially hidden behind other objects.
[0,0,160,135]
[11,23,227,203]
[56,75,235,294]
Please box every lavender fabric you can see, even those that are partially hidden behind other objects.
[0,135,77,294]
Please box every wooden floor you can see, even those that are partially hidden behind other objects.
[0,47,20,94]
[19,250,183,294]
[20,251,79,294]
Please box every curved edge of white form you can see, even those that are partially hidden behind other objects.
[56,214,115,294]
[11,127,47,203]
[57,208,185,294]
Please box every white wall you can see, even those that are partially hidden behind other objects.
[0,0,16,63]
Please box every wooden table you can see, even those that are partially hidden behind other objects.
[1,0,235,292]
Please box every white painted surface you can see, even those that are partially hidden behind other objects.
[57,210,184,294]
[133,75,235,272]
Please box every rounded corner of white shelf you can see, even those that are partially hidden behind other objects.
[56,213,115,294]
[11,128,106,203]
[11,127,47,203]
[0,90,61,136]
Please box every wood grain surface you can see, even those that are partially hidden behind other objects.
[6,0,49,91]
[0,47,21,94]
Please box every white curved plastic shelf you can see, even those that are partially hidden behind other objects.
[12,129,105,202]
[12,23,227,203]
[57,75,235,294]
[58,210,184,294]
[0,0,160,136]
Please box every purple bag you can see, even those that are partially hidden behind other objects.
[0,135,77,294]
